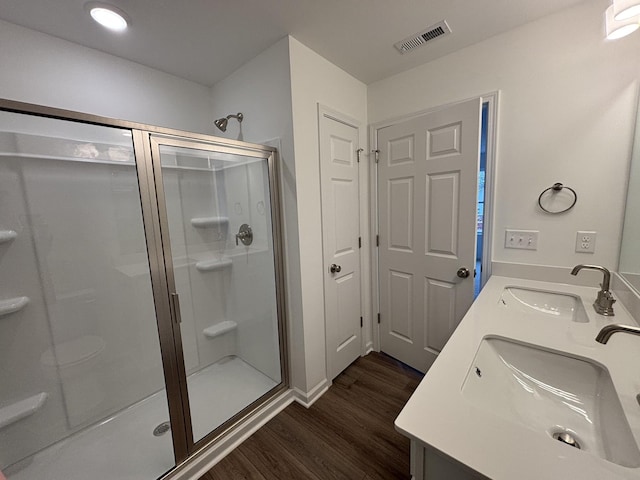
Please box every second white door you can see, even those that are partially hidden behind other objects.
[377,98,482,372]
[319,107,362,381]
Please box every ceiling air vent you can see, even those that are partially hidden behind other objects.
[394,20,451,54]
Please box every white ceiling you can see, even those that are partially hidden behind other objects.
[0,0,589,86]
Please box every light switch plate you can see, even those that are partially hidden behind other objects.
[505,229,539,250]
[576,231,596,253]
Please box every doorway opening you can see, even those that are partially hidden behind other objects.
[475,102,489,298]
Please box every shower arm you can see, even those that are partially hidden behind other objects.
[213,112,243,133]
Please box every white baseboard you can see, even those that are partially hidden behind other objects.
[293,378,330,408]
[161,389,295,480]
[364,341,374,355]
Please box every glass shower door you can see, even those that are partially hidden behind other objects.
[149,136,286,446]
[0,111,175,479]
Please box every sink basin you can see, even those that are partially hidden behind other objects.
[499,287,588,323]
[462,337,640,467]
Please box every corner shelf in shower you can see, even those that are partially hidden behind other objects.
[0,230,17,244]
[190,216,229,228]
[0,392,48,430]
[0,296,29,317]
[195,257,232,272]
[203,320,238,339]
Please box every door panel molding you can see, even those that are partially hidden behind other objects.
[319,104,364,381]
[375,97,484,372]
[425,171,460,257]
[370,92,499,355]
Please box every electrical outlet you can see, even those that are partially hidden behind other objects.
[576,231,596,253]
[505,229,539,250]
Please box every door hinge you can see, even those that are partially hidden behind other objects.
[359,236,362,248]
[372,149,380,163]
[376,234,379,247]
[377,313,381,324]
[356,148,363,163]
[360,316,363,328]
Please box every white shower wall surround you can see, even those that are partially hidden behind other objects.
[0,134,166,467]
[0,109,284,477]
[161,151,280,380]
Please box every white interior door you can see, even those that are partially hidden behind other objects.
[377,98,481,372]
[319,108,362,381]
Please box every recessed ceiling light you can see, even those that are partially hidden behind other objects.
[87,3,128,31]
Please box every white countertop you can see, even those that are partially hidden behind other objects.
[395,275,640,480]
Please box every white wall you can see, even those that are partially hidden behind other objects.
[0,20,213,134]
[289,37,368,391]
[368,0,640,271]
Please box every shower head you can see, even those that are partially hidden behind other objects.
[214,117,228,132]
[214,112,243,132]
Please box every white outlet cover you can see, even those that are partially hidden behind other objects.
[575,231,596,253]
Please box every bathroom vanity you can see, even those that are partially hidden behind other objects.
[395,275,640,480]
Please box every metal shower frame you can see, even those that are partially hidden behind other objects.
[0,98,290,473]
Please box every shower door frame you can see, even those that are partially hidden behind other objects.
[0,98,290,469]
[146,132,290,457]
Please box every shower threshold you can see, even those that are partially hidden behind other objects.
[5,356,277,480]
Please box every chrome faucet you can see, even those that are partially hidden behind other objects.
[570,264,615,316]
[596,324,640,344]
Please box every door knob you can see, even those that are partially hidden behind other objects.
[457,267,470,278]
[330,264,342,274]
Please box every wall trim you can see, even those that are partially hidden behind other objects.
[293,378,330,408]
[161,389,295,480]
[480,92,499,287]
[364,341,374,355]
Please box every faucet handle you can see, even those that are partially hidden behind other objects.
[594,290,615,316]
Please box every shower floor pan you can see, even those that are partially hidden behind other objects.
[5,356,277,480]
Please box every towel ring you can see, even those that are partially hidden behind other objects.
[537,182,577,214]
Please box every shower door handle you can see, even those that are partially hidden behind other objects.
[170,292,182,324]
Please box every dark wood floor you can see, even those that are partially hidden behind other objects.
[201,352,423,480]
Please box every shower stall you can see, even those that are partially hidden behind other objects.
[0,100,288,479]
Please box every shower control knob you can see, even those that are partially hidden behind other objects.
[457,267,470,278]
[330,264,342,274]
[235,224,253,246]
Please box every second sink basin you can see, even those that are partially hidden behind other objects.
[462,337,640,467]
[499,286,588,323]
